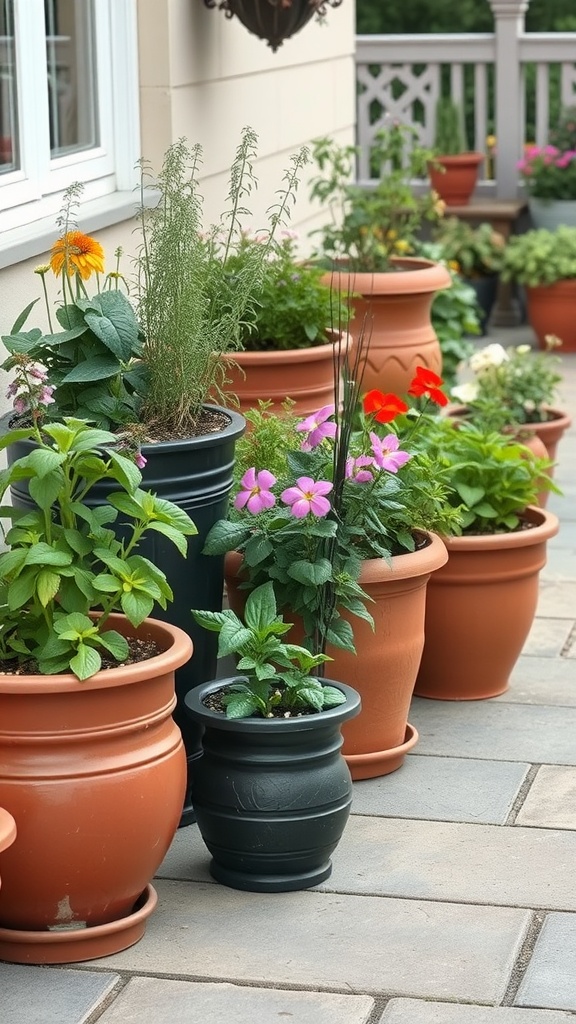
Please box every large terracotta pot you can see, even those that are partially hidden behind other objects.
[428,153,484,206]
[0,614,192,964]
[324,259,451,397]
[414,506,559,701]
[225,531,448,781]
[0,808,16,894]
[525,281,576,352]
[222,331,352,418]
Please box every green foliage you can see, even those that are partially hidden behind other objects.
[234,401,302,481]
[452,341,563,428]
[433,219,506,277]
[1,289,145,429]
[417,242,480,388]
[549,106,576,150]
[192,582,343,718]
[423,418,555,533]
[501,226,576,286]
[356,0,571,35]
[134,130,309,433]
[0,419,196,680]
[433,98,466,155]
[222,234,349,351]
[308,123,443,272]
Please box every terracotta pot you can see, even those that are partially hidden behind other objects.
[525,281,576,352]
[324,258,451,397]
[414,506,559,701]
[0,808,16,893]
[428,153,484,206]
[225,531,448,781]
[222,331,351,418]
[0,614,191,964]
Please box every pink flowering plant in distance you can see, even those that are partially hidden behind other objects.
[204,353,460,657]
[517,144,576,200]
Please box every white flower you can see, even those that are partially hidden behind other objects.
[469,343,509,374]
[515,344,531,355]
[523,399,536,412]
[451,381,479,404]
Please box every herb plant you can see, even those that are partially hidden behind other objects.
[433,97,466,155]
[0,418,196,680]
[501,226,576,286]
[433,218,506,278]
[192,581,344,719]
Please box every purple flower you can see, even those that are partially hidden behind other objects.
[134,452,147,470]
[234,468,277,515]
[281,476,332,518]
[13,397,28,415]
[296,405,337,450]
[6,381,18,399]
[346,455,375,484]
[39,386,55,405]
[370,432,411,473]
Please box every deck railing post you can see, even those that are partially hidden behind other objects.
[489,0,529,197]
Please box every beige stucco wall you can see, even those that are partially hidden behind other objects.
[0,0,355,415]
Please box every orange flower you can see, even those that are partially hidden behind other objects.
[408,366,448,407]
[50,231,105,280]
[363,390,408,424]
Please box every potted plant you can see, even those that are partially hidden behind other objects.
[428,97,484,206]
[219,232,351,417]
[203,0,341,52]
[450,340,572,497]
[0,129,308,824]
[185,581,360,892]
[308,121,451,395]
[0,415,195,964]
[413,417,559,701]
[206,347,459,780]
[518,109,576,230]
[432,218,506,334]
[500,226,576,351]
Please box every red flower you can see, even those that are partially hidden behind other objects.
[408,366,448,407]
[363,390,409,423]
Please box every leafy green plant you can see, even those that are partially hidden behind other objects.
[501,226,576,286]
[308,122,443,272]
[0,418,196,680]
[192,581,343,719]
[433,218,506,278]
[518,144,576,200]
[135,131,309,433]
[549,106,576,152]
[222,233,349,351]
[451,340,563,428]
[433,98,466,155]
[423,417,555,533]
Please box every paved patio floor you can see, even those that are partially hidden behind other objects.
[2,330,576,1024]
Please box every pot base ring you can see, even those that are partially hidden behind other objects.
[0,884,157,965]
[210,860,333,893]
[345,723,419,780]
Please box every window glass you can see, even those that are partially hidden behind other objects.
[0,0,19,174]
[44,0,99,159]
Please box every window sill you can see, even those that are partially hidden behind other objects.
[0,191,155,270]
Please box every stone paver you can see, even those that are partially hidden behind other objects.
[322,816,576,910]
[410,700,576,764]
[96,977,374,1024]
[496,656,576,705]
[350,756,529,824]
[100,879,531,1004]
[516,765,576,829]
[515,914,576,1011]
[380,999,576,1024]
[536,580,576,618]
[1,964,119,1024]
[521,618,572,658]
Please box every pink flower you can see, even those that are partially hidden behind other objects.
[296,405,337,450]
[370,432,411,473]
[30,366,48,381]
[13,397,27,414]
[234,468,277,515]
[134,452,147,469]
[281,476,332,518]
[39,386,55,405]
[346,455,375,484]
[6,381,18,398]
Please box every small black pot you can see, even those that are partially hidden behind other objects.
[185,678,361,892]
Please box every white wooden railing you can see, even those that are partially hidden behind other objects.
[355,0,576,199]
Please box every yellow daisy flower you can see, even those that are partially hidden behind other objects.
[50,231,105,280]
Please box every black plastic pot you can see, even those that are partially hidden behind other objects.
[184,678,361,892]
[467,274,499,336]
[3,405,246,827]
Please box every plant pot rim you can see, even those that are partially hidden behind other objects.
[0,614,193,695]
[441,505,559,552]
[525,279,576,292]
[431,152,484,166]
[185,676,361,732]
[447,403,572,430]
[323,258,452,296]
[357,530,449,583]
[224,330,351,366]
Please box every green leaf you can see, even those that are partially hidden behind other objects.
[146,495,197,534]
[70,644,102,681]
[203,520,252,555]
[92,573,122,594]
[104,450,142,493]
[25,544,72,567]
[244,581,277,632]
[455,482,485,508]
[36,569,61,607]
[288,558,333,586]
[218,621,254,658]
[10,298,39,333]
[28,470,65,510]
[223,691,261,719]
[146,520,189,556]
[60,355,122,383]
[321,685,347,708]
[296,685,324,712]
[243,534,273,567]
[96,629,129,661]
[22,448,66,479]
[192,608,237,632]
[326,617,355,652]
[63,529,93,557]
[84,291,139,361]
[0,548,28,578]
[7,569,38,610]
[121,589,154,626]
[54,612,95,636]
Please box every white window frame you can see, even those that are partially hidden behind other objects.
[0,0,140,240]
